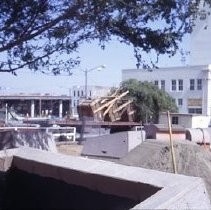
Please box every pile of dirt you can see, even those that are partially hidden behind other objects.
[118,139,211,199]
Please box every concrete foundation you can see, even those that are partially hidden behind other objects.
[0,147,210,209]
[82,131,145,158]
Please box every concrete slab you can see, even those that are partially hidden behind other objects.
[0,147,210,209]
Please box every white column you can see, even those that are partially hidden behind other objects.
[206,72,211,116]
[69,89,74,116]
[31,100,35,118]
[202,69,211,116]
[59,100,63,118]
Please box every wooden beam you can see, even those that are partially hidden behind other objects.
[112,100,132,114]
[93,91,129,114]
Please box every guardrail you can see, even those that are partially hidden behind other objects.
[46,127,76,142]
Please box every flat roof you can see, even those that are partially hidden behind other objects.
[0,94,70,100]
[122,64,211,73]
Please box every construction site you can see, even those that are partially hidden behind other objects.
[2,0,211,208]
[0,90,211,209]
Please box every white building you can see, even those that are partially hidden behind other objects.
[70,85,111,116]
[159,112,211,128]
[190,0,211,65]
[122,65,211,116]
[122,1,211,128]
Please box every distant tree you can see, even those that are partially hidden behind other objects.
[120,79,178,123]
[0,0,209,75]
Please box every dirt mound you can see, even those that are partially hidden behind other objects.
[118,139,211,199]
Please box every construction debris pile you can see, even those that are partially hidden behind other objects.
[77,90,135,122]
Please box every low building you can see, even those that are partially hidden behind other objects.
[159,112,211,128]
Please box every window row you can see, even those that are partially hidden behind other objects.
[188,108,202,114]
[171,79,202,91]
[172,98,202,113]
[154,80,165,91]
[73,90,92,97]
[154,79,203,91]
[73,90,84,97]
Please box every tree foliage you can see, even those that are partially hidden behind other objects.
[120,79,178,123]
[0,0,209,74]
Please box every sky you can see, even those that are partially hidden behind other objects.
[0,37,189,95]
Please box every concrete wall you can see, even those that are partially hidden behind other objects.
[144,124,186,141]
[0,148,210,209]
[3,167,140,209]
[192,115,211,128]
[156,132,186,141]
[128,131,145,151]
[0,129,57,152]
[81,131,145,158]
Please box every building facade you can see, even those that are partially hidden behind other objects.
[122,65,211,116]
[190,0,211,65]
[70,86,111,116]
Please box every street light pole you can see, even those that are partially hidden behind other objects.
[79,64,106,143]
[85,69,88,99]
[83,65,106,99]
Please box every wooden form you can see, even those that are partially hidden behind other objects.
[77,90,135,122]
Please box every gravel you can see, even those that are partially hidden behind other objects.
[118,139,211,199]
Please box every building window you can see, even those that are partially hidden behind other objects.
[89,91,92,97]
[171,80,176,91]
[178,98,183,106]
[73,90,76,97]
[172,98,176,104]
[188,108,202,114]
[81,90,84,97]
[154,80,159,87]
[197,79,202,90]
[161,80,165,91]
[190,79,195,90]
[172,116,179,125]
[73,100,76,107]
[178,79,183,91]
[77,90,80,97]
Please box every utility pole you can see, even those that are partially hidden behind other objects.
[83,65,106,99]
